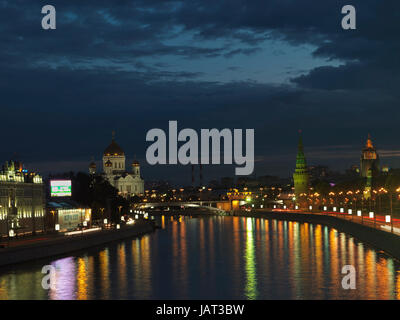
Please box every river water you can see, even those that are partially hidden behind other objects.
[0,215,399,300]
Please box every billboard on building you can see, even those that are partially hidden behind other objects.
[50,180,72,197]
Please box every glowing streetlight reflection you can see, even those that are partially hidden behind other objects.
[244,218,258,300]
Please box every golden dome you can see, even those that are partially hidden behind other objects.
[132,159,140,166]
[104,140,124,156]
[89,161,96,168]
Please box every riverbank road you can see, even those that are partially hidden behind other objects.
[0,224,130,250]
[0,220,155,267]
[268,208,400,236]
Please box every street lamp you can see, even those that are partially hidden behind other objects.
[356,209,363,224]
[348,208,353,221]
[347,191,353,211]
[329,192,336,208]
[369,211,376,228]
[372,190,378,213]
[377,188,388,214]
[369,211,374,218]
[355,190,360,211]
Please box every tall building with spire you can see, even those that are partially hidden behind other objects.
[360,134,380,178]
[293,132,309,206]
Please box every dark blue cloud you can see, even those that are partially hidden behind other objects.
[0,0,399,184]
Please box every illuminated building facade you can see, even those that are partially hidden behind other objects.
[226,189,253,210]
[89,133,144,197]
[0,161,45,237]
[47,200,91,232]
[293,134,309,207]
[360,134,380,178]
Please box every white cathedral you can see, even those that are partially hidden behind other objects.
[89,134,144,197]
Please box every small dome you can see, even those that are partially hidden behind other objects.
[132,160,140,166]
[105,160,112,167]
[89,161,96,168]
[104,140,124,156]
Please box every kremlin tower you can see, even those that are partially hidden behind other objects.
[360,134,380,178]
[293,132,309,207]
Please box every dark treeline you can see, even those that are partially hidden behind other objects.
[46,172,132,223]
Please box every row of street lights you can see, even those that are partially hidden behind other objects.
[304,187,400,217]
[301,204,395,233]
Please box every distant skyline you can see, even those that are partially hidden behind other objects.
[1,1,400,184]
[25,132,399,186]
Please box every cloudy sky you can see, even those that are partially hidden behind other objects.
[1,0,399,185]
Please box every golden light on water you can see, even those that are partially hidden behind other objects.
[314,224,323,295]
[244,217,258,300]
[76,257,88,300]
[118,243,127,297]
[99,248,110,299]
[0,216,399,299]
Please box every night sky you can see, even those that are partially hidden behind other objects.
[1,0,399,185]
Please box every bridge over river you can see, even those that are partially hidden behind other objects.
[137,200,232,214]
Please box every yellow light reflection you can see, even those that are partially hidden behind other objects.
[99,248,110,299]
[76,257,88,300]
[118,243,127,297]
[244,217,258,300]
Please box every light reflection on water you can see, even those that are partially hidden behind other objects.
[0,215,399,300]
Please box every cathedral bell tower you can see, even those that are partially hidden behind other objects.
[89,157,96,175]
[293,131,309,208]
[132,159,140,177]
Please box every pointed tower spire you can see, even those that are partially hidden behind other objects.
[298,130,304,154]
[295,130,307,167]
[293,130,309,208]
[366,133,373,149]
